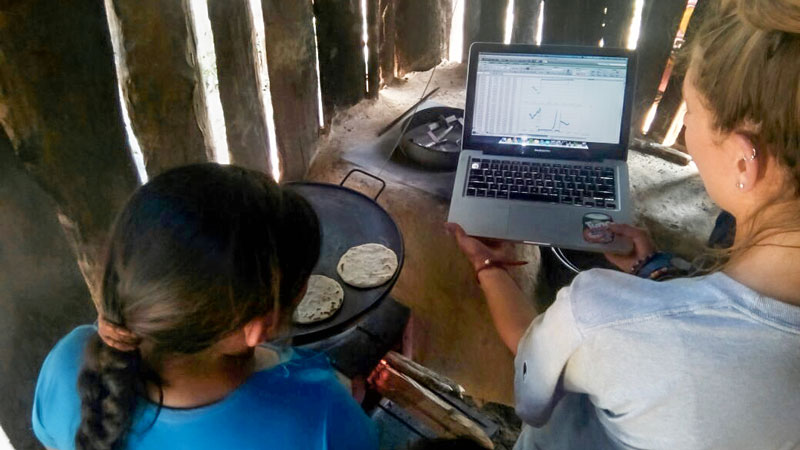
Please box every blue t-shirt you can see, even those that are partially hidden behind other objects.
[32,325,378,450]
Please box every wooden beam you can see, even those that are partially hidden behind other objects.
[511,0,543,44]
[630,0,687,135]
[541,0,605,45]
[110,0,214,176]
[379,0,397,86]
[0,0,140,304]
[313,0,367,117]
[647,0,711,143]
[395,0,453,75]
[207,0,272,174]
[367,0,382,97]
[261,0,321,181]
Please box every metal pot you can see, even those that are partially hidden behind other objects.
[399,106,464,171]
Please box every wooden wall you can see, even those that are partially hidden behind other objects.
[0,0,706,323]
[0,1,708,446]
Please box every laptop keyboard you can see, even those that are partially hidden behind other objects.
[465,158,618,209]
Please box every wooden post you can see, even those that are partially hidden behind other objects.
[379,0,397,86]
[462,0,482,62]
[646,0,710,143]
[313,0,367,117]
[511,0,543,44]
[261,0,321,181]
[630,0,687,135]
[541,0,605,45]
[462,0,507,62]
[601,0,636,48]
[395,0,453,75]
[367,0,382,97]
[110,0,214,176]
[0,0,140,305]
[207,0,272,174]
[378,0,397,86]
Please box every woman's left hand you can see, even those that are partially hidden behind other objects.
[445,222,516,271]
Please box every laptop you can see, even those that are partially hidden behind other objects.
[447,43,636,253]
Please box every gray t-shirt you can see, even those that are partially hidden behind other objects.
[514,269,800,450]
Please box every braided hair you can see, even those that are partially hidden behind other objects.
[75,164,320,449]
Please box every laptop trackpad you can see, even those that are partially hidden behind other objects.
[507,207,562,241]
[463,204,510,239]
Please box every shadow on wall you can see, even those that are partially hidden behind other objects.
[0,135,95,449]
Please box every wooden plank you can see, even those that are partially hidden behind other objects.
[462,0,507,62]
[0,0,140,304]
[601,0,636,48]
[110,0,214,176]
[541,0,605,45]
[314,0,367,117]
[646,0,710,143]
[379,0,397,85]
[395,0,453,75]
[367,0,382,97]
[462,0,482,62]
[369,363,495,449]
[477,0,508,43]
[511,0,543,44]
[630,0,687,135]
[261,0,321,181]
[517,0,631,47]
[207,0,271,174]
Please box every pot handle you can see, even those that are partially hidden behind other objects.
[340,169,386,201]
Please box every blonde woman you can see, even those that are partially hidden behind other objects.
[448,0,800,448]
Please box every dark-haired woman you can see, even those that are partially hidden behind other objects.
[32,164,377,450]
[448,0,800,448]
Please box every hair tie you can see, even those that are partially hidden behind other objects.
[97,317,141,352]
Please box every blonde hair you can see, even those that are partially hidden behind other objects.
[688,0,800,266]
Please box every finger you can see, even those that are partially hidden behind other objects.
[480,237,508,249]
[606,224,651,251]
[444,222,466,237]
[606,223,643,237]
[445,222,471,246]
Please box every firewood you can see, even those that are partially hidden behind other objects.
[384,351,466,399]
[369,362,494,449]
[630,138,693,166]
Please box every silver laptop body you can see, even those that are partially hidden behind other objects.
[448,43,637,253]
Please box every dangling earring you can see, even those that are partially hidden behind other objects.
[737,182,745,190]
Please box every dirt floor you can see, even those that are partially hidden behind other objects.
[306,61,719,407]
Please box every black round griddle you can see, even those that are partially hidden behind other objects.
[286,171,404,343]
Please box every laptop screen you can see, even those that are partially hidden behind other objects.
[466,49,632,156]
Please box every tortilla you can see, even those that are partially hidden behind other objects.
[292,275,344,324]
[337,243,398,288]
